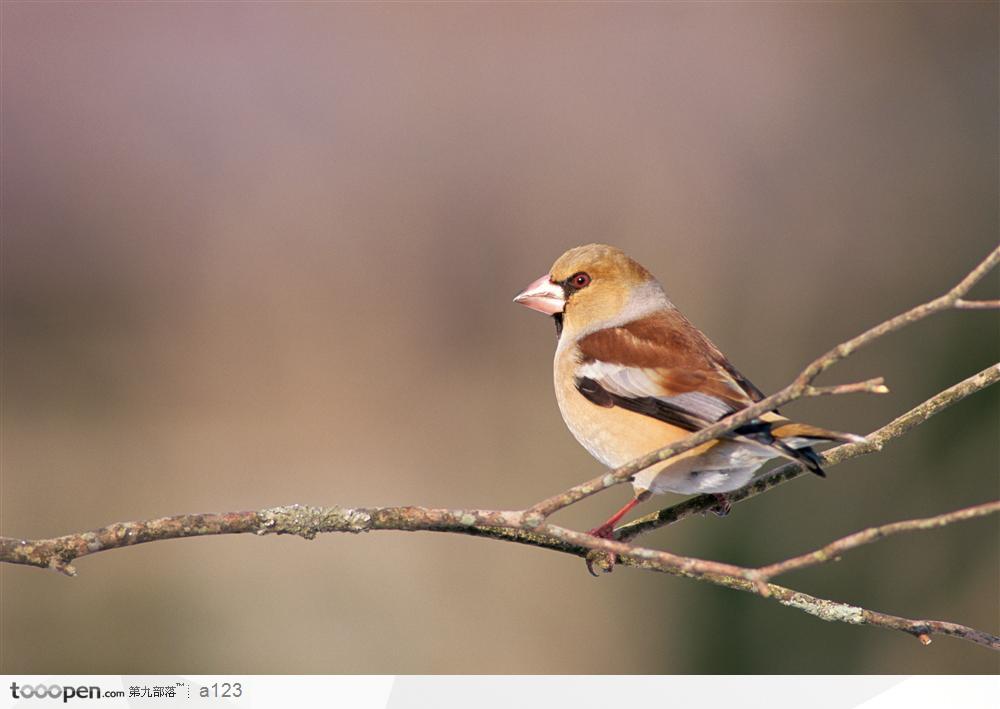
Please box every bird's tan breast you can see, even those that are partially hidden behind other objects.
[553,343,690,469]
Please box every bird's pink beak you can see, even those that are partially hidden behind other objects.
[513,274,565,315]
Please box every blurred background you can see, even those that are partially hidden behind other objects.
[2,2,997,674]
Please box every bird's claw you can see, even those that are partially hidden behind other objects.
[711,493,732,517]
[585,524,618,575]
[585,549,616,576]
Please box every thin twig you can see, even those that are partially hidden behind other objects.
[954,299,1000,310]
[805,377,889,397]
[752,501,1000,581]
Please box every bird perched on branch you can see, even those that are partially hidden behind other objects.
[514,244,861,541]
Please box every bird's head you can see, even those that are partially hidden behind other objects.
[514,244,666,340]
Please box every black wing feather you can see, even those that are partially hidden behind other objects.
[574,376,826,478]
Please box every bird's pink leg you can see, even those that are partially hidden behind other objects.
[587,490,652,539]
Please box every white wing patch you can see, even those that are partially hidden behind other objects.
[695,472,730,491]
[667,392,734,421]
[576,360,735,421]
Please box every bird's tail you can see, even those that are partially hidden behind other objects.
[736,415,865,478]
[770,421,866,446]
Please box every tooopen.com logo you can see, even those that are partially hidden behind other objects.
[10,682,126,703]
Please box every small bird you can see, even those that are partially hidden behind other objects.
[514,244,861,541]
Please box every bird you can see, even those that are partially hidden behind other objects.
[513,244,862,542]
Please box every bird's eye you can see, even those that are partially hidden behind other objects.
[570,272,591,288]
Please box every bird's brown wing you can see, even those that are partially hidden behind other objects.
[574,309,761,424]
[574,310,828,476]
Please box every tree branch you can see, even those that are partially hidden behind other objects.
[614,363,1000,542]
[2,247,998,652]
[0,507,525,577]
[3,499,997,650]
[3,368,997,649]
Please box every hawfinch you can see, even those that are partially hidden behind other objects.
[514,244,860,539]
